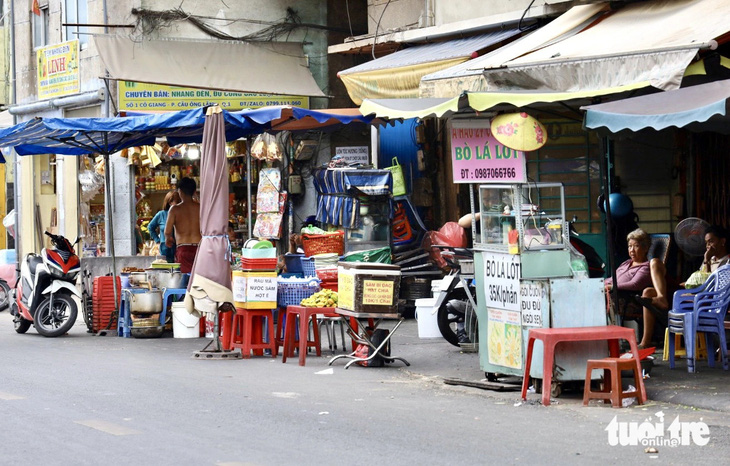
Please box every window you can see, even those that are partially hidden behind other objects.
[32,5,49,48]
[64,0,89,48]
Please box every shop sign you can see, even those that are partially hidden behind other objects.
[450,119,526,184]
[487,307,522,369]
[481,251,521,312]
[335,146,369,165]
[362,279,394,306]
[36,40,80,100]
[232,273,277,304]
[118,81,309,111]
[520,282,545,327]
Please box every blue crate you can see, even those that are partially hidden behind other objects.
[277,278,321,307]
[300,256,317,277]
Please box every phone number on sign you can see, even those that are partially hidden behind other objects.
[460,168,517,180]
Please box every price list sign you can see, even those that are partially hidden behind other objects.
[450,119,526,184]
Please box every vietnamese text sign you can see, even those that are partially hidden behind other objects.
[232,275,247,303]
[482,251,521,312]
[520,282,545,327]
[245,275,278,303]
[450,119,526,183]
[362,280,394,306]
[118,81,310,111]
[335,146,369,165]
[487,308,522,369]
[37,40,80,100]
[338,273,354,310]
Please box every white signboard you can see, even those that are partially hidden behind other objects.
[245,275,278,303]
[336,146,369,165]
[520,281,545,327]
[232,274,247,303]
[482,251,521,312]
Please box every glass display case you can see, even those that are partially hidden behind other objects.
[477,183,566,254]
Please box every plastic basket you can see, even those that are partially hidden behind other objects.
[385,157,406,196]
[302,231,345,256]
[277,278,321,307]
[284,253,304,273]
[315,267,338,282]
[300,256,317,277]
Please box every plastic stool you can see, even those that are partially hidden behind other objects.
[161,287,187,326]
[282,306,339,366]
[662,328,708,361]
[230,308,277,358]
[583,357,643,408]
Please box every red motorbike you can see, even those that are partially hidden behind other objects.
[11,232,81,337]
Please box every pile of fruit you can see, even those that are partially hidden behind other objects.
[300,289,338,308]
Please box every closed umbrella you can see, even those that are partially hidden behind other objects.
[183,106,236,355]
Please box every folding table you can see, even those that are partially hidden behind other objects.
[328,308,410,369]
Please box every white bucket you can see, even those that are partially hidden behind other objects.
[172,302,200,338]
[414,298,441,339]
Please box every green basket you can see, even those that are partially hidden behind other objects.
[386,157,406,196]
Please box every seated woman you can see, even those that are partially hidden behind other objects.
[605,228,669,349]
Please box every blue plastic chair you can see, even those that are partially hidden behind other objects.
[668,264,730,372]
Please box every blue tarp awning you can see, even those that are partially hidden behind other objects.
[0,106,377,156]
[312,168,393,229]
[582,79,730,135]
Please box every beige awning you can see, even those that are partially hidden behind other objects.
[481,0,730,92]
[420,3,607,98]
[94,35,325,97]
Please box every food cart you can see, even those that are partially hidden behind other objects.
[450,118,606,395]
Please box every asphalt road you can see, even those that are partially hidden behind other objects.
[1,311,729,465]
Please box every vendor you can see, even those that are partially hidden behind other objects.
[701,225,729,273]
[149,190,181,263]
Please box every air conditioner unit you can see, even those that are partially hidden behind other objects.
[294,140,318,161]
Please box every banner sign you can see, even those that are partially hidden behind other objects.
[37,40,80,100]
[335,146,369,165]
[450,119,526,183]
[481,251,521,312]
[118,81,309,111]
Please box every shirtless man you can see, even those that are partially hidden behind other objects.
[165,177,201,273]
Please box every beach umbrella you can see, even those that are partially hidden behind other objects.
[183,106,235,355]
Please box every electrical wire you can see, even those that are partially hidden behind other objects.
[518,0,536,32]
[372,0,393,60]
[346,0,354,39]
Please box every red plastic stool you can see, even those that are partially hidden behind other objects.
[583,357,643,408]
[282,306,339,366]
[230,308,277,358]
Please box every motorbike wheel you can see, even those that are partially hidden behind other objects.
[437,287,479,348]
[34,293,78,337]
[14,314,31,334]
[0,279,10,312]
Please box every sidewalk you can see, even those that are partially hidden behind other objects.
[392,318,730,412]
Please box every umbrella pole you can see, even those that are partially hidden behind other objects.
[104,152,120,323]
[602,138,619,325]
[246,137,252,240]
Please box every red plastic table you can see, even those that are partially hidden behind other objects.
[520,325,647,406]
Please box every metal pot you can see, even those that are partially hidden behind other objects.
[156,271,188,289]
[128,272,148,286]
[129,290,163,315]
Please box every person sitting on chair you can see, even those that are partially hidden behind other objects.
[605,228,669,349]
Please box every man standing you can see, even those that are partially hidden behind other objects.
[165,177,201,273]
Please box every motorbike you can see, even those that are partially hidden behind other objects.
[10,231,81,337]
[0,278,10,312]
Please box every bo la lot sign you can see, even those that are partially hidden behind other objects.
[450,119,527,183]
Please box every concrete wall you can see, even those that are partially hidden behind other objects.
[366,0,577,34]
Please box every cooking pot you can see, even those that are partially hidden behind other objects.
[128,272,148,286]
[129,290,163,315]
[156,271,188,289]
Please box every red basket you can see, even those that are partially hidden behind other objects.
[302,231,344,257]
[315,268,338,282]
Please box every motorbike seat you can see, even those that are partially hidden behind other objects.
[28,255,44,276]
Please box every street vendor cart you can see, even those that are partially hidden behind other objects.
[473,182,607,396]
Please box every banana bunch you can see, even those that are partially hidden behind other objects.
[300,289,338,308]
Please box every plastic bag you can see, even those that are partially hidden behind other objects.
[251,133,283,162]
[422,222,467,269]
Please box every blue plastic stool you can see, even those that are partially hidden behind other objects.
[161,288,187,325]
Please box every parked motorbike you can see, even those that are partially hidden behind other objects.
[0,278,10,311]
[10,231,80,337]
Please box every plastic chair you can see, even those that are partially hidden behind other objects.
[693,286,730,370]
[667,264,730,372]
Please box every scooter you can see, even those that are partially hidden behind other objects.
[433,246,478,347]
[11,231,80,337]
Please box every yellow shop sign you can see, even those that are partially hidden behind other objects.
[118,82,309,111]
[37,40,80,100]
